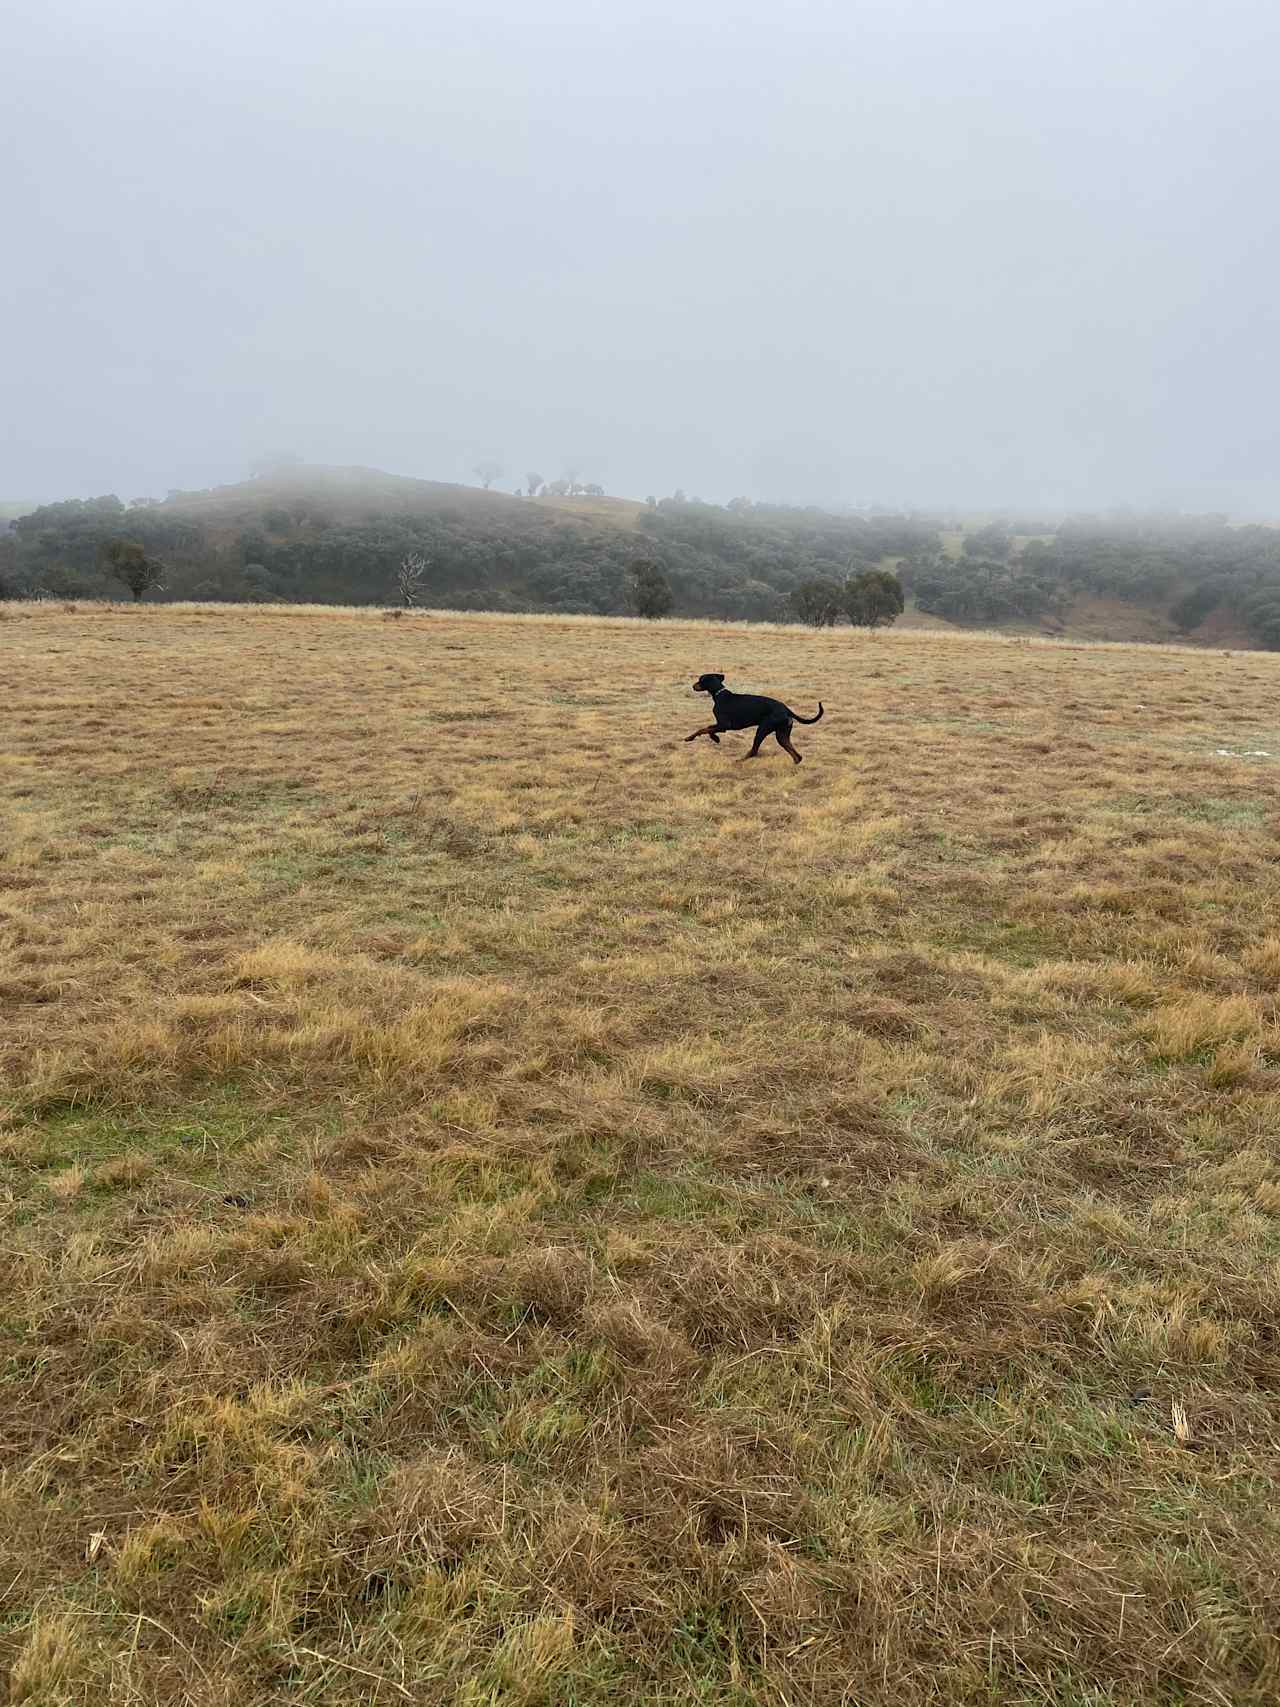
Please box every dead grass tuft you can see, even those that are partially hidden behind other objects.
[1144,993,1264,1057]
[6,1612,94,1703]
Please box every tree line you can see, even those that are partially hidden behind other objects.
[4,486,1280,644]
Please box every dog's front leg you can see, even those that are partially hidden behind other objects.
[685,724,720,743]
[742,723,769,759]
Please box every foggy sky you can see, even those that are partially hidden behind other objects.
[5,0,1279,514]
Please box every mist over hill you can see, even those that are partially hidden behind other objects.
[4,465,1280,647]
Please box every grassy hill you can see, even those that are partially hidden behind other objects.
[4,601,1280,1703]
[538,493,648,529]
[5,466,1280,645]
[1,466,937,622]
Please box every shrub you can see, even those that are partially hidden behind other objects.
[626,559,674,619]
[787,578,843,627]
[844,570,904,628]
[1170,584,1220,632]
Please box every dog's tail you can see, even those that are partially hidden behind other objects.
[792,702,824,725]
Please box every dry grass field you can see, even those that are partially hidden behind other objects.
[4,602,1280,1706]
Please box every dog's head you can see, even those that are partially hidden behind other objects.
[693,672,725,696]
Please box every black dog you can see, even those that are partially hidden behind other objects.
[685,672,824,764]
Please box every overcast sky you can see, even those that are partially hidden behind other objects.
[4,0,1278,513]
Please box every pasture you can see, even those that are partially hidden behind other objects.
[3,603,1280,1705]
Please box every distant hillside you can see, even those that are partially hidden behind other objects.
[4,465,1280,647]
[538,493,648,529]
[0,465,935,622]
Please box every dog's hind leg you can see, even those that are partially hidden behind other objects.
[774,723,803,764]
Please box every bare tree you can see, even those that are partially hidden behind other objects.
[397,552,428,607]
[474,459,504,490]
[526,472,545,497]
